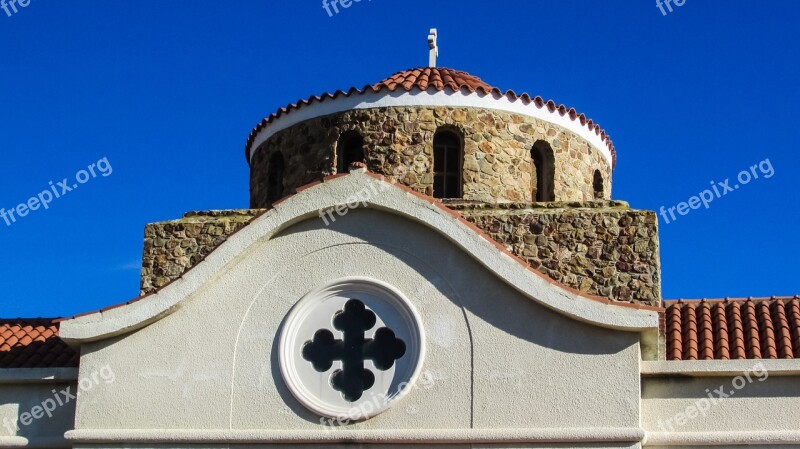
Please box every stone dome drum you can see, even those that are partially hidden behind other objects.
[247,67,616,208]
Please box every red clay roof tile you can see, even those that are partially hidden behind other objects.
[0,319,78,368]
[665,297,800,360]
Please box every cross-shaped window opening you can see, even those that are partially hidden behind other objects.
[301,299,407,402]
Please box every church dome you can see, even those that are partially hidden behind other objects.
[247,66,617,208]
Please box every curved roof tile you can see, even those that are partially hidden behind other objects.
[665,297,800,360]
[0,319,79,368]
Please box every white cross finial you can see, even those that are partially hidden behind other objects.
[428,28,438,67]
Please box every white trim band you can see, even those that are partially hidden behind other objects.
[641,360,800,377]
[0,436,69,448]
[248,89,615,168]
[645,430,800,446]
[66,427,645,444]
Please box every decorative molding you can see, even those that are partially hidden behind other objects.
[65,427,645,444]
[0,436,68,448]
[279,277,425,419]
[641,360,800,377]
[645,430,800,446]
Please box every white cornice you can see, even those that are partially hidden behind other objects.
[645,430,800,446]
[66,427,645,444]
[641,360,800,377]
[248,89,615,169]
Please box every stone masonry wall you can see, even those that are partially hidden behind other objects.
[139,203,660,306]
[250,106,612,208]
[451,201,661,306]
[140,210,262,295]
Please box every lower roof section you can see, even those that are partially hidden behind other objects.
[665,297,800,361]
[0,319,78,369]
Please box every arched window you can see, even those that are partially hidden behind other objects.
[593,170,604,199]
[432,129,463,198]
[531,141,555,202]
[266,152,285,206]
[337,131,365,173]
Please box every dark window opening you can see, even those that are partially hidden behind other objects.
[301,299,406,402]
[531,142,555,202]
[337,131,365,173]
[593,170,604,199]
[266,152,285,206]
[433,130,463,198]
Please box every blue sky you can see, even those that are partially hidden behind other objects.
[1,1,798,317]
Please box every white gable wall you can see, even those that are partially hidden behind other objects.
[67,208,643,447]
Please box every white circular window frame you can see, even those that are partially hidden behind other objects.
[279,277,426,420]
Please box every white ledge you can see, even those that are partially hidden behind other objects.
[0,438,27,448]
[645,430,800,446]
[0,368,78,384]
[66,427,645,444]
[60,171,658,343]
[641,360,800,377]
[0,436,68,448]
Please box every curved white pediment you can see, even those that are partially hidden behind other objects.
[59,170,659,343]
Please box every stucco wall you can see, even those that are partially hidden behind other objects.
[249,106,612,207]
[642,374,800,435]
[76,209,641,442]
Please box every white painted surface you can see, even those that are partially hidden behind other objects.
[65,194,644,444]
[642,359,800,377]
[65,427,645,444]
[642,375,800,436]
[645,430,800,447]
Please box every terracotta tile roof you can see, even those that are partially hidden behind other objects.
[245,67,618,167]
[0,319,79,368]
[665,297,800,361]
[376,67,494,93]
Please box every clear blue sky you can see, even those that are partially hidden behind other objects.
[1,1,798,317]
